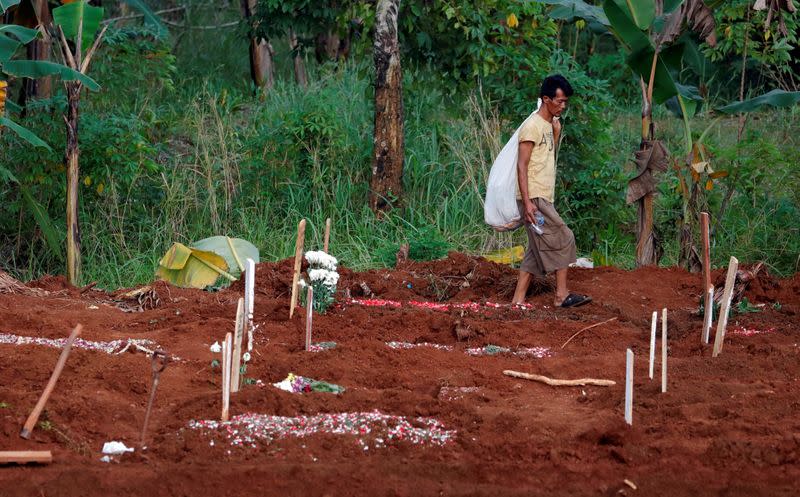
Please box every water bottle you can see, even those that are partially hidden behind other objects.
[529,212,545,235]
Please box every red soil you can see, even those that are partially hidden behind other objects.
[1,253,799,496]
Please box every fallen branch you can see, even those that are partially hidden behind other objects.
[503,370,616,387]
[101,6,187,24]
[560,317,617,349]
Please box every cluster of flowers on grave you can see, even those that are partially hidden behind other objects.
[273,372,345,394]
[299,250,339,313]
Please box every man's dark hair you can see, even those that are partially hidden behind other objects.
[540,74,574,99]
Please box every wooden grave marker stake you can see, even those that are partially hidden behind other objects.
[20,325,82,439]
[713,256,739,357]
[245,258,255,352]
[648,311,657,380]
[625,348,633,426]
[289,219,307,319]
[700,212,713,344]
[221,332,232,421]
[305,286,313,351]
[661,308,668,393]
[702,285,714,344]
[323,217,331,253]
[231,298,245,393]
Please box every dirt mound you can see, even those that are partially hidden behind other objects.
[1,255,799,496]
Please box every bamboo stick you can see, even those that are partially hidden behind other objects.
[289,219,307,319]
[245,258,255,352]
[20,325,82,439]
[713,257,739,357]
[221,332,232,421]
[701,213,711,285]
[231,299,244,393]
[305,286,313,351]
[701,212,713,344]
[661,308,668,393]
[625,349,633,425]
[702,286,714,344]
[649,311,657,380]
[323,217,331,253]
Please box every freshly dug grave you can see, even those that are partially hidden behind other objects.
[1,253,799,496]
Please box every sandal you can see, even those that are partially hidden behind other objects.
[560,293,592,308]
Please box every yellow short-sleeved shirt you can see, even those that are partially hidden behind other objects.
[516,113,556,202]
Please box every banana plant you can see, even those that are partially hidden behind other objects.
[537,0,720,266]
[52,0,107,285]
[536,0,800,269]
[1,0,102,261]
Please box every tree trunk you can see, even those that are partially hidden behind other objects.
[240,0,274,90]
[19,34,52,107]
[249,39,274,90]
[65,83,81,285]
[32,0,52,100]
[15,0,52,110]
[289,30,308,87]
[369,0,404,215]
[315,30,341,63]
[635,193,660,266]
[635,81,660,267]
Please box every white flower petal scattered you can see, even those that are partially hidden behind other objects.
[210,341,222,353]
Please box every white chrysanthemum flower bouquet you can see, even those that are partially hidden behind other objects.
[299,250,339,313]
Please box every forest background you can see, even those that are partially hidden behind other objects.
[1,0,799,289]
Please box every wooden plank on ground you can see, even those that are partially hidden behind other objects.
[0,451,52,465]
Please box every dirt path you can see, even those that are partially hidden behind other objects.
[1,254,799,496]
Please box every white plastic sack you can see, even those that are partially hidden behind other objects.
[484,99,541,231]
[102,441,134,455]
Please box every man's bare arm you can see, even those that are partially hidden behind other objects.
[517,141,537,224]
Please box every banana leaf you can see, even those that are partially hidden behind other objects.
[2,60,100,91]
[716,90,800,115]
[536,0,610,25]
[603,0,650,51]
[0,35,20,62]
[156,243,235,289]
[19,184,63,260]
[0,24,39,61]
[191,236,259,275]
[52,1,103,51]
[611,0,655,30]
[0,24,39,44]
[0,116,51,149]
[0,0,21,13]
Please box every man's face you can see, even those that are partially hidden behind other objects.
[543,88,569,117]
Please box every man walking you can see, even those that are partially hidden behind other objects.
[512,74,591,308]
